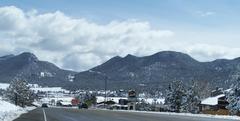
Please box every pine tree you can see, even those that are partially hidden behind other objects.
[226,78,240,115]
[184,80,201,113]
[165,80,186,112]
[5,79,35,107]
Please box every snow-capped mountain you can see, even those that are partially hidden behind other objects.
[73,51,240,91]
[0,52,77,87]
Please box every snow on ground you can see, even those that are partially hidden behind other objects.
[31,87,69,93]
[96,96,127,103]
[96,96,164,104]
[139,98,165,104]
[112,110,240,120]
[40,96,74,105]
[0,83,70,93]
[0,83,9,90]
[0,97,35,121]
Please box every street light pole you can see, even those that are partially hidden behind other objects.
[91,70,108,108]
[104,77,107,108]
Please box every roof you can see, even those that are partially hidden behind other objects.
[201,94,225,106]
[60,101,72,105]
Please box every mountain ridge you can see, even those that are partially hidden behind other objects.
[0,52,77,88]
[73,51,240,92]
[0,51,239,92]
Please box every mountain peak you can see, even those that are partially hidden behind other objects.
[19,52,38,59]
[153,51,187,56]
[0,52,77,87]
[18,52,39,62]
[124,54,137,59]
[150,51,198,62]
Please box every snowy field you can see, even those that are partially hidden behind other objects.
[0,83,69,93]
[40,96,74,104]
[0,97,35,121]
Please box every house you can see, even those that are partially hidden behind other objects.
[200,91,229,115]
[201,94,227,110]
[71,98,80,106]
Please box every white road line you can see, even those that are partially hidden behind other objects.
[42,108,48,121]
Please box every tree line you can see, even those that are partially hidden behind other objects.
[165,79,240,115]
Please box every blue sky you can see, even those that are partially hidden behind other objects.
[2,0,240,28]
[2,0,240,34]
[0,0,240,71]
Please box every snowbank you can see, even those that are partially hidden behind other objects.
[0,98,35,121]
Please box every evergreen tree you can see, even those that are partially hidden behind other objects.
[81,92,97,106]
[165,80,186,112]
[5,79,35,107]
[226,78,240,115]
[184,80,201,113]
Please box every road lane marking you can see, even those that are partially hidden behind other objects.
[42,108,48,121]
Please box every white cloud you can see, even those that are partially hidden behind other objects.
[0,6,174,71]
[196,11,216,17]
[0,6,239,71]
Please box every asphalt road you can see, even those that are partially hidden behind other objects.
[14,108,237,121]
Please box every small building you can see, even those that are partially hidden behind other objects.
[200,94,229,115]
[71,98,80,106]
[127,90,137,110]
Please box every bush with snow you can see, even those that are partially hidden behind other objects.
[226,78,240,115]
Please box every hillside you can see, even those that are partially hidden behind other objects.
[0,52,77,87]
[73,51,240,91]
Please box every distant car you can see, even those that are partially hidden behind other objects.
[78,103,88,109]
[41,103,48,108]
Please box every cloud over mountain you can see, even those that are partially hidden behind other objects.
[0,6,240,71]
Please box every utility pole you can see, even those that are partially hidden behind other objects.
[92,71,108,108]
[104,77,107,108]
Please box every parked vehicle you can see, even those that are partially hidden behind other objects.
[42,103,48,108]
[78,103,88,109]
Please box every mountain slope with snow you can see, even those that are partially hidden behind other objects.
[0,52,77,88]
